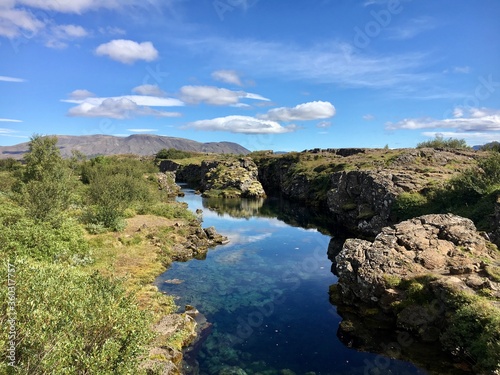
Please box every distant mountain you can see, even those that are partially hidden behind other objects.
[0,134,250,159]
[473,141,500,151]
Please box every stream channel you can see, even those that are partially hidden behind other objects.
[155,187,429,375]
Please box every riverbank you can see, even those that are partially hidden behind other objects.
[85,210,228,374]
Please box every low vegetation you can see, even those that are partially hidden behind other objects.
[416,135,470,150]
[0,136,197,374]
[393,151,500,230]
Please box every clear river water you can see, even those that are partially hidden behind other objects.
[155,188,429,375]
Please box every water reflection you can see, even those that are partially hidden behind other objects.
[155,189,429,375]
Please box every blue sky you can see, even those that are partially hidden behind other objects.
[1,0,499,151]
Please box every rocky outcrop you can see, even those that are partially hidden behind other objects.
[336,214,498,305]
[326,170,402,236]
[197,158,266,198]
[170,157,266,199]
[157,172,182,197]
[166,225,229,262]
[333,214,500,373]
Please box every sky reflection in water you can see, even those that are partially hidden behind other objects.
[155,190,428,375]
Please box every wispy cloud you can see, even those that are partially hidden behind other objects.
[452,66,471,74]
[132,84,166,97]
[386,17,437,40]
[179,85,270,106]
[0,118,23,122]
[175,37,433,90]
[46,24,89,49]
[211,70,243,86]
[0,76,26,83]
[0,127,27,138]
[386,107,500,132]
[127,128,158,133]
[62,93,184,119]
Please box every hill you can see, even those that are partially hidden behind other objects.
[0,134,249,159]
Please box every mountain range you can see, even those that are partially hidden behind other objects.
[0,134,250,159]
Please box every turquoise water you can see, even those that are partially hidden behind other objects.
[155,189,428,375]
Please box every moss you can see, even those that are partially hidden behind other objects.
[383,274,402,288]
[357,207,375,220]
[485,265,500,282]
[341,202,357,211]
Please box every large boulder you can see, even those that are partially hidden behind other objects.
[335,214,496,306]
[327,170,401,236]
[333,214,500,373]
[199,157,266,198]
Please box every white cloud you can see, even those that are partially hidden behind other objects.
[0,118,22,122]
[363,114,375,121]
[185,115,296,134]
[132,84,165,97]
[211,70,243,86]
[0,7,44,38]
[63,95,184,107]
[180,85,270,106]
[261,101,335,121]
[46,23,88,48]
[95,39,159,64]
[14,0,121,13]
[63,93,184,119]
[386,107,500,132]
[67,97,182,119]
[54,24,87,38]
[69,89,95,100]
[0,76,25,82]
[127,128,158,132]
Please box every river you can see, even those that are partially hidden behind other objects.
[155,188,429,375]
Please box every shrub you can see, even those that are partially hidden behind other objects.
[14,135,72,223]
[479,141,500,152]
[0,199,90,263]
[0,158,21,172]
[84,171,152,230]
[155,148,192,160]
[441,295,500,372]
[0,259,155,374]
[392,192,428,220]
[417,135,469,149]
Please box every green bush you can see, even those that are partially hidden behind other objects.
[0,158,21,172]
[480,141,500,152]
[14,135,72,223]
[0,199,90,263]
[416,135,469,149]
[155,148,192,160]
[441,295,500,372]
[84,171,152,230]
[392,192,428,220]
[0,259,154,374]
